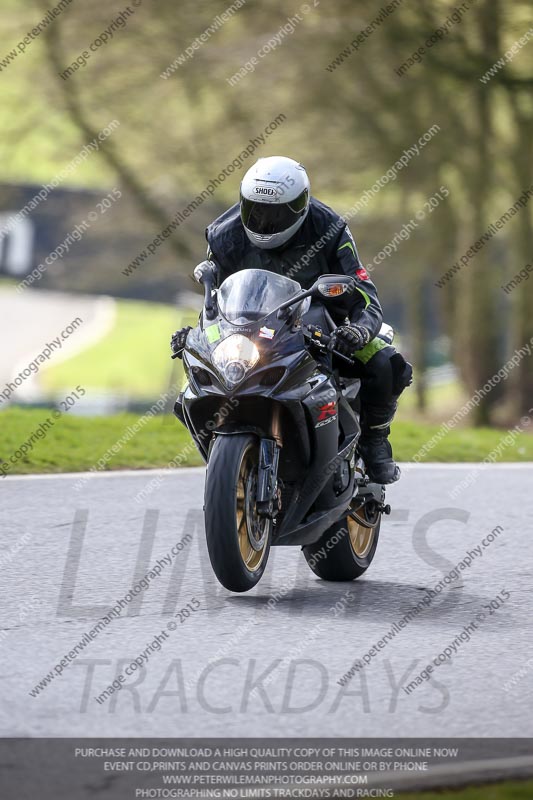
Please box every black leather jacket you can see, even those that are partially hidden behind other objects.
[205,196,383,338]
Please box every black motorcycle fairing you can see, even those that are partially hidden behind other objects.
[185,270,313,388]
[181,338,318,470]
[183,341,316,398]
[178,269,365,547]
[272,379,362,544]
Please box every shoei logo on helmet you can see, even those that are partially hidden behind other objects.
[254,187,277,196]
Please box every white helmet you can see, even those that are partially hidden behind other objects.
[240,156,310,250]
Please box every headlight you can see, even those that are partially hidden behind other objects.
[212,335,260,387]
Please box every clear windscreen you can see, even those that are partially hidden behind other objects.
[218,269,302,324]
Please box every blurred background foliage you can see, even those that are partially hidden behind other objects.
[0,0,532,423]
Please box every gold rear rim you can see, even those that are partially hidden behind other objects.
[348,504,378,559]
[236,445,269,572]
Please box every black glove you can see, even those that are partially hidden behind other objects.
[333,325,371,358]
[170,326,192,359]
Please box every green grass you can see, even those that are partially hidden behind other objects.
[400,780,533,799]
[0,409,202,477]
[400,379,467,418]
[41,300,197,398]
[1,411,532,477]
[390,420,533,463]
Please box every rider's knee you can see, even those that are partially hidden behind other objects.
[362,348,412,398]
[390,352,413,397]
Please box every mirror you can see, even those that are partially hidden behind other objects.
[314,274,356,297]
[193,260,217,284]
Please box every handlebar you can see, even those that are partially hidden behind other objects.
[304,324,356,365]
[173,321,356,365]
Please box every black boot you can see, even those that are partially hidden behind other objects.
[358,412,400,484]
[349,346,411,484]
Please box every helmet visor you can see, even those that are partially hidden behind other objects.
[240,189,309,235]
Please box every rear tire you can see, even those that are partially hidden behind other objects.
[205,434,271,592]
[302,500,380,581]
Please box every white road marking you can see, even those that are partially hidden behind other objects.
[3,461,532,482]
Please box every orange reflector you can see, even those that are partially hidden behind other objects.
[319,283,345,296]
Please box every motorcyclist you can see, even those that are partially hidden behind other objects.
[171,156,412,483]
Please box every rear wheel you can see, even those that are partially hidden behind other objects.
[302,500,380,581]
[205,434,271,592]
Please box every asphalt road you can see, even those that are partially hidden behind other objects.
[1,464,532,738]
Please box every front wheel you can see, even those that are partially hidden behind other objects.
[302,500,380,581]
[205,433,271,592]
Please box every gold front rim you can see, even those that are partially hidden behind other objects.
[348,505,378,559]
[236,446,269,572]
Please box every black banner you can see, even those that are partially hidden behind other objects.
[1,738,533,799]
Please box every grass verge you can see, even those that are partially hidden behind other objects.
[0,410,532,476]
[41,300,196,398]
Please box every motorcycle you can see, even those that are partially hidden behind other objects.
[173,262,392,592]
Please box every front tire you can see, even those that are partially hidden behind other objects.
[205,434,271,592]
[302,500,380,581]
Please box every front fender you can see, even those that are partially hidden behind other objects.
[213,424,265,437]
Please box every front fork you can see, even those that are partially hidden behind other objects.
[256,438,280,519]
